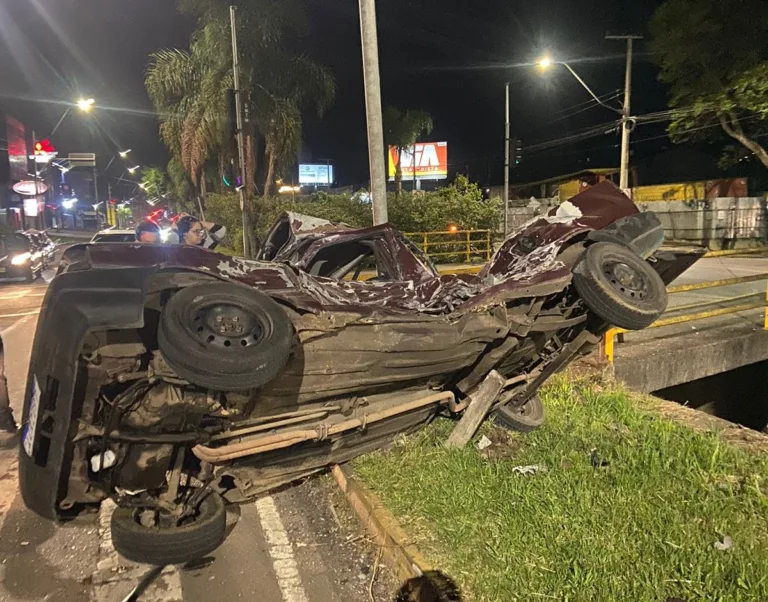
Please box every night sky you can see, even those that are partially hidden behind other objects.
[0,0,679,194]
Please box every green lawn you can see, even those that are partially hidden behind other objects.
[353,377,768,602]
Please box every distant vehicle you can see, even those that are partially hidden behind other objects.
[18,182,704,566]
[0,232,44,282]
[90,229,136,243]
[23,230,56,265]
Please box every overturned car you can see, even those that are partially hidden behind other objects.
[19,182,701,565]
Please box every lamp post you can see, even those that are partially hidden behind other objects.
[50,98,95,137]
[538,42,640,191]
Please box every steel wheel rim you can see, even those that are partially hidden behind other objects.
[604,260,648,301]
[189,302,266,350]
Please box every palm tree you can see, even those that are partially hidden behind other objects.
[383,107,434,195]
[146,0,335,199]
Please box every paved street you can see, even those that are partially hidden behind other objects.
[0,272,399,602]
[624,255,768,344]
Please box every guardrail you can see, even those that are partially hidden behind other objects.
[405,230,491,263]
[603,273,768,363]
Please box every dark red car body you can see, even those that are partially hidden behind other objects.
[19,181,702,520]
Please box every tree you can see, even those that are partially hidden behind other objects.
[140,166,170,203]
[383,107,434,195]
[145,0,335,199]
[650,0,768,168]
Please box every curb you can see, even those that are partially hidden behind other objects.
[331,464,431,582]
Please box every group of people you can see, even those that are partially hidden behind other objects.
[135,214,227,250]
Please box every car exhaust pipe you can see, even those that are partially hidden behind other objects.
[192,391,456,463]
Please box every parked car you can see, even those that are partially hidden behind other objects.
[17,182,703,565]
[90,229,137,243]
[0,232,44,282]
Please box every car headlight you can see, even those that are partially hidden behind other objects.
[11,252,31,265]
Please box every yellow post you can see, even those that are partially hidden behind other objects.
[485,230,491,260]
[604,328,616,364]
[764,281,768,330]
[422,232,428,255]
[465,230,470,263]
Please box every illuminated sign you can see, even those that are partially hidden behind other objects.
[12,180,48,196]
[298,164,333,185]
[388,141,448,181]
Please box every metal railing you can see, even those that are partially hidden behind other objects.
[405,229,492,263]
[603,273,768,363]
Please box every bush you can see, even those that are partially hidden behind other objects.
[201,175,501,257]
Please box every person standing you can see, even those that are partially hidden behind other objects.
[176,215,227,250]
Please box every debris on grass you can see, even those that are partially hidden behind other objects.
[714,535,733,551]
[511,464,548,475]
[475,435,492,451]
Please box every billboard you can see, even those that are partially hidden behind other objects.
[388,141,448,181]
[6,115,28,181]
[299,164,333,185]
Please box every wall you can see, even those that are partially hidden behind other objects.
[637,197,766,249]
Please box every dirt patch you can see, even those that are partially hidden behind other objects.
[479,425,522,461]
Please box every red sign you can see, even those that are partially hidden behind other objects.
[388,141,448,181]
[34,139,55,154]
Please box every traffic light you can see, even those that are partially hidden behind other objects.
[514,139,522,166]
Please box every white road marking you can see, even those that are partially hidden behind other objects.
[0,310,40,319]
[0,292,46,300]
[256,496,309,602]
[91,499,183,602]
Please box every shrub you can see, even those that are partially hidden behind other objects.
[200,175,501,257]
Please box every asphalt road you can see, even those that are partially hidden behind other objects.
[0,272,400,602]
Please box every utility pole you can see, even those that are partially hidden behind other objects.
[606,34,642,192]
[358,0,388,224]
[230,5,252,257]
[503,83,510,238]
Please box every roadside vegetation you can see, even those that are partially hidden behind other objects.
[204,175,502,256]
[353,376,768,602]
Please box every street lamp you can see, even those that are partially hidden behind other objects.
[50,97,96,137]
[119,149,131,158]
[537,39,640,190]
[127,165,140,174]
[77,98,96,112]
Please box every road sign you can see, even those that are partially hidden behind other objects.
[68,153,96,167]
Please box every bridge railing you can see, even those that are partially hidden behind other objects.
[603,273,768,363]
[404,230,492,264]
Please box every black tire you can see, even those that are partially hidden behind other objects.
[573,242,667,330]
[494,394,545,432]
[24,268,34,283]
[111,492,227,565]
[158,282,293,391]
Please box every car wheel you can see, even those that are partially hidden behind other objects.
[111,492,227,565]
[24,267,35,283]
[494,393,545,432]
[158,282,293,391]
[573,242,667,330]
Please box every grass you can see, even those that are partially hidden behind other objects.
[352,376,768,602]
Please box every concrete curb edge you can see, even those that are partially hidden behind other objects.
[331,464,431,582]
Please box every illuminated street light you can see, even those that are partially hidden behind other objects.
[119,149,131,158]
[77,98,96,112]
[92,201,104,211]
[128,165,140,174]
[537,56,552,69]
